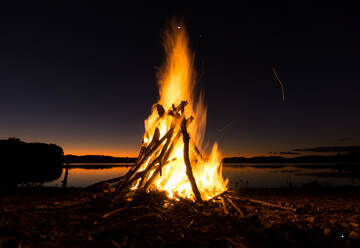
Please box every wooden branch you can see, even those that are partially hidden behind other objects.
[111,239,121,248]
[236,196,296,212]
[136,132,173,189]
[119,128,158,184]
[142,112,196,191]
[134,112,193,192]
[147,128,160,150]
[220,196,229,215]
[136,159,160,189]
[223,196,244,217]
[116,128,173,194]
[181,118,202,202]
[208,191,230,202]
[190,140,205,162]
[157,131,173,177]
[136,144,147,165]
[143,132,180,191]
[102,207,127,218]
[168,100,188,118]
[174,100,187,113]
[156,104,165,117]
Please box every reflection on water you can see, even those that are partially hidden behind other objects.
[45,167,131,188]
[45,163,360,188]
[1,163,63,186]
[224,165,360,189]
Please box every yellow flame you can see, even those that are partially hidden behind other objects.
[137,19,228,201]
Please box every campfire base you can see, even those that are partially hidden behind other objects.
[1,186,359,247]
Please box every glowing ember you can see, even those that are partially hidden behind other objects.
[122,19,228,201]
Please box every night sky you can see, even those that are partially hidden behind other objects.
[1,2,359,157]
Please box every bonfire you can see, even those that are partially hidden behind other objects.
[116,19,228,202]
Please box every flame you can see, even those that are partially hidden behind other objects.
[135,19,228,201]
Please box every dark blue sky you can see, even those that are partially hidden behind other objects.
[0,2,359,156]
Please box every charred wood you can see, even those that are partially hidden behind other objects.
[181,118,202,202]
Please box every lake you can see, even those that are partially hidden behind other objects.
[44,163,360,189]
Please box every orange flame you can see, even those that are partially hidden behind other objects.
[135,19,228,201]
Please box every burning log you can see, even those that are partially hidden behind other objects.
[156,104,165,117]
[168,100,187,118]
[137,130,173,189]
[143,134,179,191]
[181,117,202,202]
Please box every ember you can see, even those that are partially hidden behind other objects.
[116,19,228,201]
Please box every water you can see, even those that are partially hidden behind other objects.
[44,163,360,188]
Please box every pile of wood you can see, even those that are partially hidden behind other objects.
[115,100,207,202]
[106,100,299,223]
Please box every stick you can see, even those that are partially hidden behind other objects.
[220,196,229,215]
[190,140,205,162]
[132,127,159,172]
[143,138,177,191]
[237,196,296,212]
[143,114,192,189]
[223,196,244,217]
[143,128,183,191]
[102,207,127,218]
[156,129,173,177]
[136,130,173,190]
[181,118,202,202]
[111,239,121,248]
[135,144,147,167]
[116,128,173,194]
[168,100,188,118]
[156,104,165,117]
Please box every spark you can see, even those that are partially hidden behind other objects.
[273,67,286,102]
[177,25,182,29]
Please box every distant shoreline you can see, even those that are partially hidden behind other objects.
[61,161,360,170]
[64,154,360,165]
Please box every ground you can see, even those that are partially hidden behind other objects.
[0,186,360,247]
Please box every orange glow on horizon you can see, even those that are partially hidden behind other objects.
[63,147,138,157]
